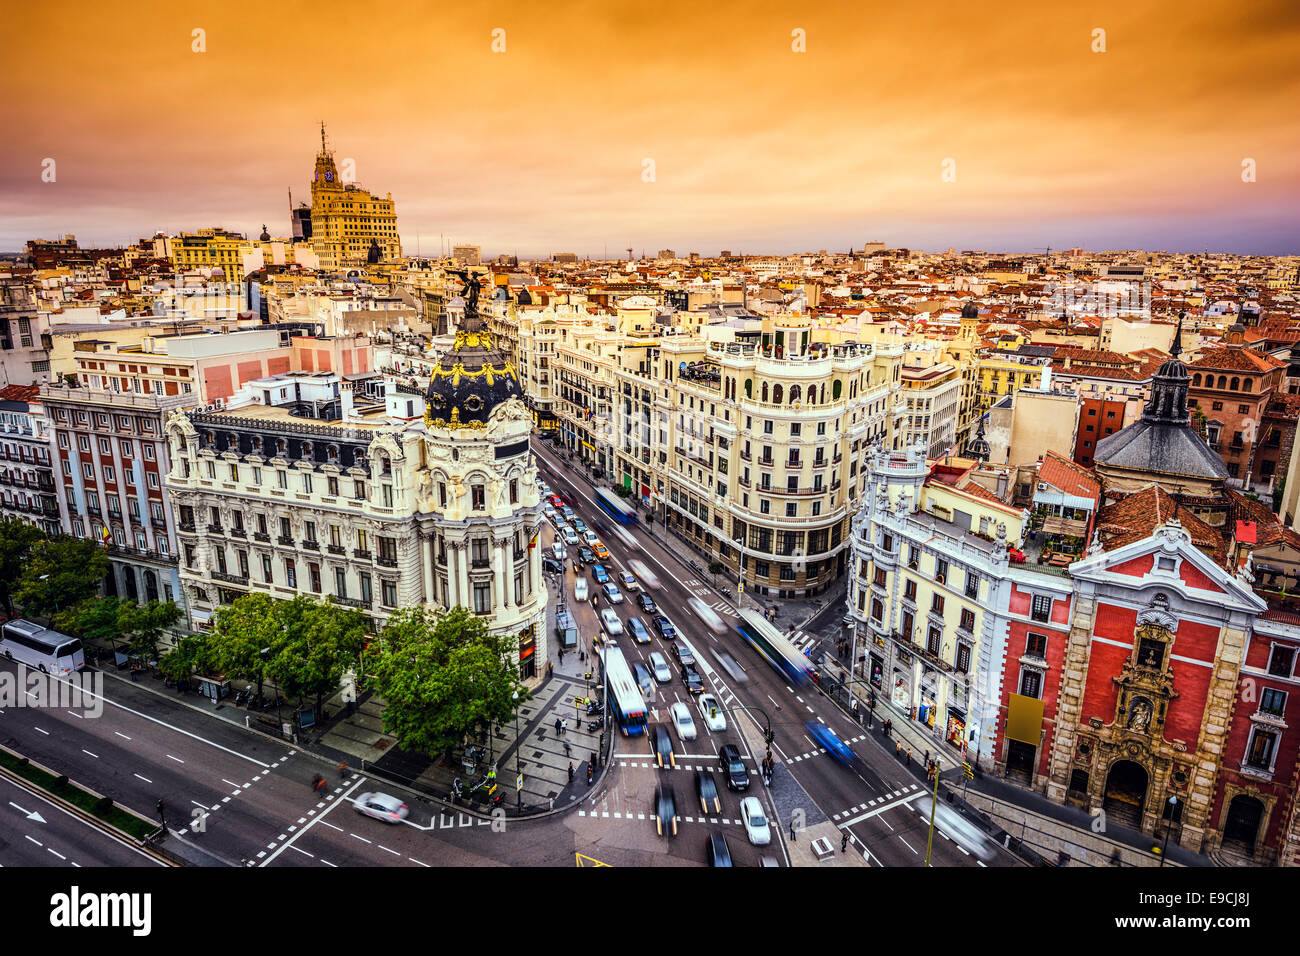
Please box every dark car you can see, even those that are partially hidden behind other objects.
[680,663,704,694]
[632,661,654,698]
[541,557,564,574]
[672,641,695,667]
[718,744,750,791]
[653,615,676,640]
[590,563,610,585]
[627,616,652,644]
[637,592,658,615]
[696,769,722,814]
[577,546,596,566]
[654,785,679,838]
[652,724,675,768]
[707,831,733,867]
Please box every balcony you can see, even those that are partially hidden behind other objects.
[302,540,320,551]
[210,569,249,586]
[811,459,828,469]
[758,457,774,467]
[331,595,372,610]
[354,549,372,560]
[229,527,246,538]
[179,522,196,533]
[254,532,270,542]
[207,524,223,535]
[277,535,295,547]
[327,544,346,556]
[377,554,398,568]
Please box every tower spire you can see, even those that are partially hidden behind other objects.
[1170,310,1183,358]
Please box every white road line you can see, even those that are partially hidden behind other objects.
[47,848,66,860]
[351,833,372,844]
[222,779,241,788]
[115,732,131,740]
[81,750,98,759]
[378,845,401,856]
[166,754,184,764]
[133,774,152,783]
[291,846,314,858]
[410,857,429,867]
[67,711,83,719]
[898,836,918,855]
[25,835,42,846]
[34,727,48,735]
[259,778,366,867]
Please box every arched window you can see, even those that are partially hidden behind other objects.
[789,385,801,404]
[744,379,752,399]
[761,382,768,402]
[1192,373,1201,386]
[773,384,783,404]
[1242,379,1252,392]
[1217,375,1227,389]
[833,380,843,401]
[1230,377,1240,391]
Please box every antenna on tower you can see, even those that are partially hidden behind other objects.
[320,121,328,154]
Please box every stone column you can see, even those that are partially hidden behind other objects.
[494,540,510,610]
[457,541,470,609]
[422,535,435,605]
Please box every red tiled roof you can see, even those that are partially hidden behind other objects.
[0,384,38,403]
[1190,346,1283,374]
[1037,451,1101,501]
[1097,485,1226,564]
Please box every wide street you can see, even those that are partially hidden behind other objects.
[532,439,1018,867]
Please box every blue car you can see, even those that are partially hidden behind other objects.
[805,721,856,767]
[591,564,610,585]
[654,615,676,640]
[627,616,652,644]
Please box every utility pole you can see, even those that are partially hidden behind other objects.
[925,758,941,867]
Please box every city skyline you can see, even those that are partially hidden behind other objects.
[2,0,1298,256]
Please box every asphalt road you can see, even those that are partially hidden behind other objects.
[533,441,1017,867]
[0,774,164,867]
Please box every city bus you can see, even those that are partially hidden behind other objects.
[735,608,817,686]
[594,488,637,527]
[0,619,86,676]
[600,646,648,736]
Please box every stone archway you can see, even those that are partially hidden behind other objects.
[1222,794,1265,854]
[1102,760,1149,830]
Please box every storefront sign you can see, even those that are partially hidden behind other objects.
[892,675,910,709]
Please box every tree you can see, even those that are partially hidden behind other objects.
[0,519,45,616]
[56,596,127,646]
[369,605,529,760]
[15,536,109,618]
[265,596,366,719]
[119,600,183,662]
[209,593,285,697]
[157,634,213,685]
[708,561,725,586]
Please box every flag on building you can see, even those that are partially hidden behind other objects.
[528,531,539,550]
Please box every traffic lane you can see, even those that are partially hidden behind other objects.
[0,774,166,868]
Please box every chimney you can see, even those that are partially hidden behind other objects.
[340,380,356,422]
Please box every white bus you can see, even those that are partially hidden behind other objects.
[0,620,86,676]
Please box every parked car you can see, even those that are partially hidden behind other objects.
[718,744,750,791]
[590,563,609,584]
[698,694,726,732]
[707,831,733,867]
[353,792,409,824]
[626,616,651,644]
[601,582,623,604]
[739,797,771,846]
[574,578,589,601]
[637,593,658,614]
[649,652,672,684]
[670,701,697,741]
[654,785,679,838]
[652,725,675,768]
[696,769,722,814]
[541,557,564,575]
[680,663,704,695]
[653,615,676,640]
[599,609,624,638]
[618,571,639,592]
[632,661,654,698]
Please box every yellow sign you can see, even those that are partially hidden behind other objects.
[582,441,595,452]
[575,853,611,867]
[1006,693,1045,746]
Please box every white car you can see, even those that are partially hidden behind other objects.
[552,541,566,560]
[740,797,771,846]
[583,529,600,546]
[353,792,410,824]
[688,597,728,635]
[670,702,697,741]
[698,694,727,732]
[574,578,589,601]
[602,583,624,604]
[563,528,580,547]
[618,570,639,592]
[649,651,672,684]
[543,505,557,523]
[600,608,624,637]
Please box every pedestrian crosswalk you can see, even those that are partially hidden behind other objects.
[789,630,820,651]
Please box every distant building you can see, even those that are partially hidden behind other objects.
[308,126,400,270]
[451,245,481,266]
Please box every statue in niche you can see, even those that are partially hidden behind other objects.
[1127,698,1152,734]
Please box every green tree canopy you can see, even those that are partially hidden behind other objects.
[56,596,127,646]
[264,595,367,717]
[209,592,285,696]
[0,519,45,616]
[369,605,529,759]
[15,536,109,618]
[119,600,183,661]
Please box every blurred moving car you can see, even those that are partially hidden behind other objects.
[707,831,733,867]
[913,796,997,861]
[353,792,410,824]
[599,609,624,637]
[804,720,856,767]
[688,597,728,634]
[632,661,655,698]
[670,701,697,741]
[654,785,679,837]
[652,725,675,768]
[629,560,661,589]
[696,770,722,814]
[574,578,589,601]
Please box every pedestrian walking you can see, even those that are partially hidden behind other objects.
[547,660,554,679]
[789,815,797,841]
[841,832,849,853]
[586,764,593,786]
[905,747,912,767]
[923,749,929,767]
[561,718,567,736]
[555,716,563,735]
[337,760,350,781]
[568,762,575,783]
[156,798,167,827]
[895,741,903,760]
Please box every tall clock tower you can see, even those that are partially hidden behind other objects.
[307,124,401,270]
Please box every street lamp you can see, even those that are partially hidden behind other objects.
[924,757,941,867]
[1159,794,1179,867]
[512,690,522,810]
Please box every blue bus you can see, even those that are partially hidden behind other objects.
[735,608,817,686]
[601,647,648,736]
[594,488,637,526]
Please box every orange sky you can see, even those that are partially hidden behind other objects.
[2,0,1298,255]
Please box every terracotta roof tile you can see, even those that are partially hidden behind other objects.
[1097,485,1226,564]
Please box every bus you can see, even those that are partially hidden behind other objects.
[600,646,648,736]
[0,620,86,676]
[735,608,817,686]
[594,488,637,527]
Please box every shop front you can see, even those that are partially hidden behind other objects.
[869,653,883,690]
[917,667,938,728]
[946,707,967,751]
[518,624,536,679]
[891,669,911,710]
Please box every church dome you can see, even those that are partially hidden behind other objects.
[960,301,979,319]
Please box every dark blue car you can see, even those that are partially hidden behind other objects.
[805,721,855,767]
[591,564,610,585]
